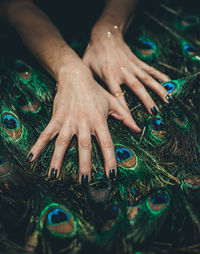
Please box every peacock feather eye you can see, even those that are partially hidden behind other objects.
[15,60,32,81]
[39,203,77,238]
[106,205,120,221]
[1,113,22,140]
[47,208,70,225]
[89,172,110,203]
[173,109,188,127]
[163,81,177,94]
[149,118,167,139]
[184,44,198,56]
[128,198,143,221]
[16,95,40,113]
[147,192,169,213]
[0,157,11,177]
[115,145,137,169]
[102,203,121,231]
[137,39,155,57]
[181,16,199,28]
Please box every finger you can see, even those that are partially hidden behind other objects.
[109,96,141,132]
[106,80,130,112]
[48,126,73,180]
[140,62,170,82]
[135,70,169,103]
[27,121,58,162]
[122,70,158,115]
[95,116,117,180]
[78,122,92,185]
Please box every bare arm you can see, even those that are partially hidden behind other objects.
[94,0,139,34]
[0,0,81,81]
[0,0,140,183]
[83,0,170,116]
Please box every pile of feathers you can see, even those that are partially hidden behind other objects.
[0,0,200,253]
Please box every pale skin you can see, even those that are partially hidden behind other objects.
[0,0,170,184]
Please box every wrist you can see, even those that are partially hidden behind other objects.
[91,22,123,42]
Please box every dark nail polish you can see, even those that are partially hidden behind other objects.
[109,169,116,181]
[26,153,33,162]
[81,174,88,186]
[165,94,172,102]
[50,168,57,180]
[151,106,158,116]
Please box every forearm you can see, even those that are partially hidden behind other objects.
[0,0,81,81]
[93,0,139,34]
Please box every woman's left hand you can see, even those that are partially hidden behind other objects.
[83,24,170,115]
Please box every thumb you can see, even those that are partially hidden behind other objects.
[109,97,141,133]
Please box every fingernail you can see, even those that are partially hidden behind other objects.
[81,174,88,186]
[151,106,158,116]
[50,168,57,180]
[165,94,172,102]
[109,169,116,181]
[26,153,33,162]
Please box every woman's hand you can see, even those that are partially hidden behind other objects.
[27,62,141,184]
[83,25,170,115]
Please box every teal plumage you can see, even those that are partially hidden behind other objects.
[1,0,200,253]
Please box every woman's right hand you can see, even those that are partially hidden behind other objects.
[27,61,141,184]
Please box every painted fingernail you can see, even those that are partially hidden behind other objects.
[109,169,116,181]
[165,94,172,102]
[151,106,158,116]
[50,168,57,180]
[81,174,88,186]
[26,153,33,162]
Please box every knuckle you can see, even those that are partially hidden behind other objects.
[147,67,155,74]
[141,74,150,84]
[100,138,113,148]
[102,66,113,81]
[39,130,51,140]
[79,137,91,149]
[56,135,70,146]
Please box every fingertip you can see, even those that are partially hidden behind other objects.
[49,168,58,180]
[134,125,142,133]
[108,168,117,181]
[160,75,170,82]
[79,172,90,185]
[26,152,36,162]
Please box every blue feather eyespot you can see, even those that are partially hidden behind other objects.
[15,61,32,81]
[106,205,120,220]
[181,16,199,28]
[102,204,121,230]
[148,192,169,212]
[173,109,188,126]
[115,145,137,169]
[1,113,22,140]
[116,147,133,161]
[163,82,177,94]
[40,204,77,238]
[2,114,19,130]
[47,208,71,225]
[184,44,198,56]
[150,118,166,139]
[138,40,154,50]
[137,39,155,57]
